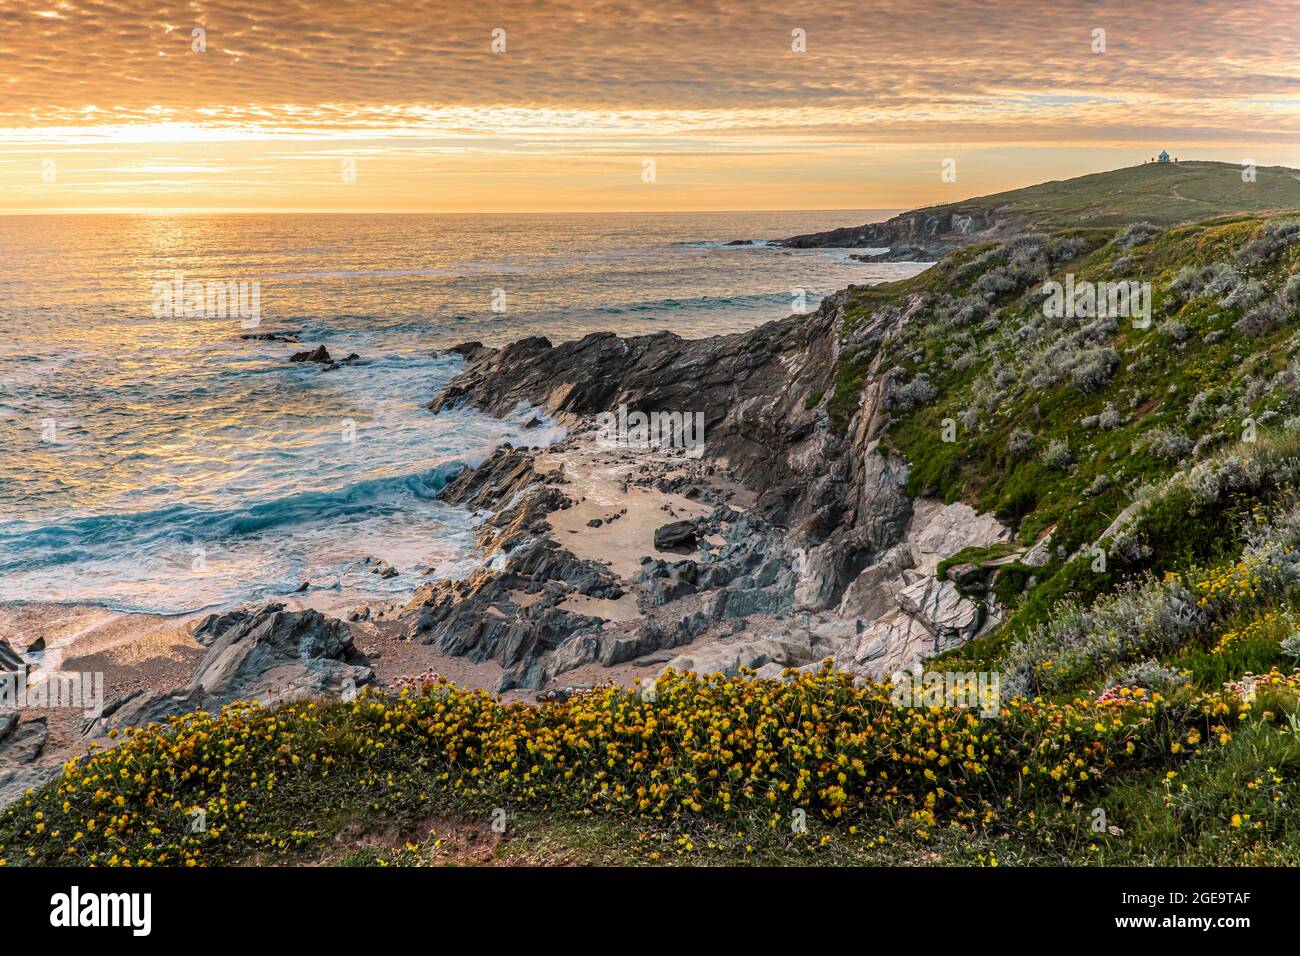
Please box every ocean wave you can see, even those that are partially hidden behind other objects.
[674,239,776,249]
[0,460,472,570]
[590,289,819,316]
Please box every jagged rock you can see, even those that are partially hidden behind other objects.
[1023,534,1053,567]
[421,281,1014,686]
[0,713,45,762]
[0,639,25,675]
[323,352,362,372]
[896,578,983,647]
[635,558,698,605]
[549,633,600,674]
[26,636,45,654]
[87,604,372,735]
[837,544,914,619]
[840,609,935,678]
[794,542,844,611]
[242,330,300,342]
[289,345,332,363]
[0,716,54,807]
[907,499,1011,573]
[653,520,698,553]
[777,205,999,259]
[664,633,818,679]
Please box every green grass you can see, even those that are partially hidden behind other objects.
[1087,720,1300,865]
[913,160,1300,229]
[934,542,1021,581]
[852,214,1300,651]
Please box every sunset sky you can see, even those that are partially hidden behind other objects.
[1,0,1297,213]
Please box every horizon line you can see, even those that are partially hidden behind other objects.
[0,206,907,218]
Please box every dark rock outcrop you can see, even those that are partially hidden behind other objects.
[777,206,999,260]
[0,716,55,807]
[429,289,917,612]
[86,604,373,735]
[242,330,300,343]
[0,639,25,676]
[653,520,698,553]
[402,448,624,691]
[289,345,332,363]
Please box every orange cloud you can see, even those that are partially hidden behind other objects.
[0,0,1296,211]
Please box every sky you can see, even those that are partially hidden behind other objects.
[1,0,1298,213]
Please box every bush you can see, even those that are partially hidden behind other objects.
[1134,427,1193,461]
[1005,576,1205,696]
[1008,428,1035,458]
[1041,437,1072,471]
[891,375,939,411]
[1112,659,1192,694]
[1070,347,1120,393]
[1282,273,1300,308]
[1282,635,1300,663]
[1158,319,1189,342]
[1234,299,1285,338]
[1050,236,1089,262]
[1234,219,1300,266]
[0,667,1254,866]
[1221,278,1267,310]
[1115,222,1160,250]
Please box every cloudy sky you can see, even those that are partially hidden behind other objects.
[1,0,1297,212]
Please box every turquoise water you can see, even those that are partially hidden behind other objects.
[0,210,924,613]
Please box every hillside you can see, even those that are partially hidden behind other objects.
[779,160,1300,258]
[922,160,1300,228]
[4,165,1300,868]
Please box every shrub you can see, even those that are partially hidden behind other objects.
[1221,278,1267,310]
[1112,659,1191,695]
[1234,299,1285,338]
[1134,427,1193,461]
[1070,347,1120,393]
[0,667,1256,866]
[1282,273,1300,308]
[1084,473,1113,497]
[1050,236,1089,262]
[1008,428,1035,458]
[892,375,939,411]
[1115,221,1160,250]
[1098,402,1124,430]
[975,266,1020,300]
[1282,635,1300,663]
[1234,219,1300,266]
[1205,263,1244,300]
[1158,319,1189,342]
[1004,575,1205,696]
[1041,437,1072,471]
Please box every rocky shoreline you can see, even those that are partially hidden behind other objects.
[775,205,1002,260]
[400,286,1023,692]
[1,284,1024,806]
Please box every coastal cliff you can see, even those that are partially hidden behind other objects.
[7,162,1300,867]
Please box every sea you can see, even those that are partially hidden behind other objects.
[0,210,927,614]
